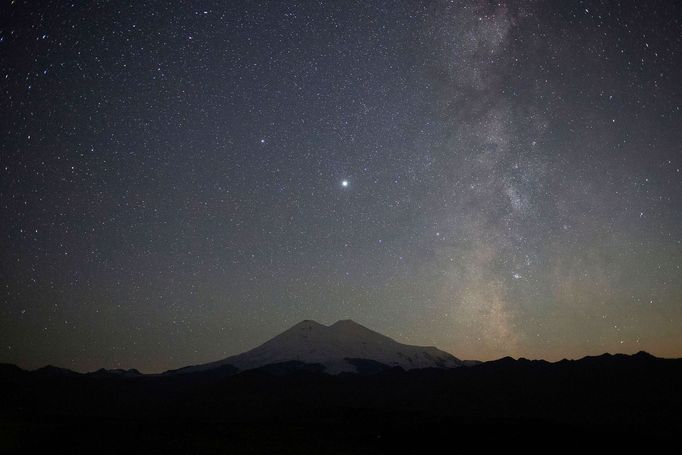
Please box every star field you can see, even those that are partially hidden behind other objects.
[1,1,681,372]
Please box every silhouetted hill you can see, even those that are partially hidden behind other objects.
[1,352,680,451]
[88,368,143,378]
[33,364,80,378]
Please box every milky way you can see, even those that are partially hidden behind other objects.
[1,1,681,372]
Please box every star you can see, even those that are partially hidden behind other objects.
[2,0,679,372]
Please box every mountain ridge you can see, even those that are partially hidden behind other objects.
[2,349,681,449]
[1,350,677,377]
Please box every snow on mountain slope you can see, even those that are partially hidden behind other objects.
[172,319,463,374]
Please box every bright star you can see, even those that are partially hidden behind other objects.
[341,180,349,188]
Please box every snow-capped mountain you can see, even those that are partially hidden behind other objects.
[170,319,463,374]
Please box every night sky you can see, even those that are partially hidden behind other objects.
[1,1,681,373]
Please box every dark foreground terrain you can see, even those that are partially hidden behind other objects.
[1,352,681,452]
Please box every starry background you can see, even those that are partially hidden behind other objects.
[1,0,681,372]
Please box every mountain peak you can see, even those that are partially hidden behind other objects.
[328,319,382,338]
[287,319,371,331]
[330,319,362,328]
[634,351,655,359]
[289,319,325,330]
